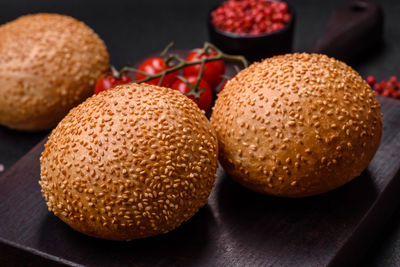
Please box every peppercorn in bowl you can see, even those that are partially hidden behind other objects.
[208,0,295,62]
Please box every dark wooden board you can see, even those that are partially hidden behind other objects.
[0,96,400,267]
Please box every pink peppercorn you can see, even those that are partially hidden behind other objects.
[366,75,376,85]
[382,90,391,97]
[211,0,291,35]
[367,75,400,100]
[389,76,398,83]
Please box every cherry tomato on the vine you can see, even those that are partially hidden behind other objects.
[171,76,213,112]
[136,57,178,86]
[183,48,226,90]
[94,72,132,94]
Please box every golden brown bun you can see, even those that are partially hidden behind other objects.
[211,53,382,197]
[0,13,109,131]
[40,83,218,240]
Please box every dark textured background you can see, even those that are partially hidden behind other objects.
[0,0,399,266]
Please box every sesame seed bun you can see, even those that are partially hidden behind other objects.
[211,53,382,197]
[0,13,109,131]
[39,83,218,240]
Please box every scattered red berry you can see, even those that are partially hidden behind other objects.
[374,83,382,92]
[366,75,376,85]
[368,75,400,99]
[389,76,398,83]
[382,90,391,97]
[211,0,291,35]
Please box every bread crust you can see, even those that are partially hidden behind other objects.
[0,13,109,131]
[211,53,382,197]
[40,83,218,240]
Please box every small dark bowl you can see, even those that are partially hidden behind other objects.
[208,2,295,62]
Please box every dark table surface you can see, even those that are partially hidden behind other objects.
[0,0,399,266]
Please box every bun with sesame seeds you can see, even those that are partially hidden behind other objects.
[211,53,382,197]
[0,13,109,131]
[39,83,218,240]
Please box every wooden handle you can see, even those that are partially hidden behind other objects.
[312,0,383,63]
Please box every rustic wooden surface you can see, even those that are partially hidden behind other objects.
[0,95,399,267]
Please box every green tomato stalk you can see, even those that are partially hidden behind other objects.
[124,42,248,90]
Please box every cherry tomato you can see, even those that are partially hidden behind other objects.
[171,76,213,112]
[94,72,132,94]
[136,57,178,86]
[183,48,226,90]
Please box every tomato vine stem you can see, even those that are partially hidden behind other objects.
[123,42,248,84]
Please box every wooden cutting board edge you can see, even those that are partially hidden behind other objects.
[329,165,400,266]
